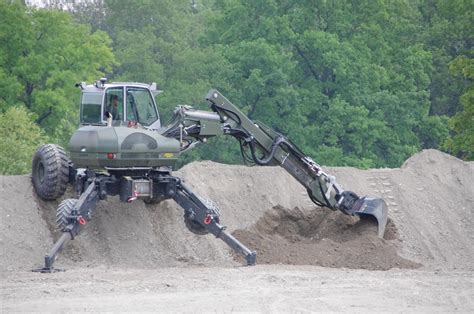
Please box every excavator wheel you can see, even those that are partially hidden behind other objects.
[56,198,77,230]
[184,217,209,235]
[143,197,162,204]
[32,144,70,201]
[184,196,221,235]
[184,214,221,235]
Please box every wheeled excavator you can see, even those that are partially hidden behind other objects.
[31,78,388,272]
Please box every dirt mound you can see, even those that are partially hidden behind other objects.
[0,149,472,272]
[0,176,53,272]
[37,196,233,270]
[233,205,419,270]
[385,149,473,270]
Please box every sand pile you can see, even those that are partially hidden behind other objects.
[232,205,419,270]
[0,149,472,272]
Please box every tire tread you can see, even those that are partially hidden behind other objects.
[32,144,70,200]
[56,198,77,230]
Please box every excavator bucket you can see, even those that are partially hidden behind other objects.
[353,197,388,238]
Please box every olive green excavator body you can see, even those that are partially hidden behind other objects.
[68,79,180,169]
[69,125,180,168]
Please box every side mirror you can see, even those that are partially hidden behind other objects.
[75,82,86,90]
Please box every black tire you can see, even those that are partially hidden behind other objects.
[184,217,209,235]
[32,144,70,201]
[56,198,77,230]
[143,197,162,204]
[184,196,221,236]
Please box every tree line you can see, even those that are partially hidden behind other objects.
[0,0,472,174]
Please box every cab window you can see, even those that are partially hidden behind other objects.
[80,93,103,124]
[126,87,158,126]
[104,87,123,121]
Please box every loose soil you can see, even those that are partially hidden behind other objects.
[1,149,473,311]
[232,205,419,270]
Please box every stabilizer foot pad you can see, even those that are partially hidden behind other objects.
[246,252,257,266]
[32,267,65,273]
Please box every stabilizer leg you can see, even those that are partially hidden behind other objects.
[214,226,256,265]
[33,232,71,273]
[33,180,100,273]
[173,180,257,265]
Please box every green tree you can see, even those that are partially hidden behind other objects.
[419,0,473,116]
[43,0,468,167]
[443,56,474,159]
[102,0,232,120]
[0,106,47,175]
[201,0,447,167]
[0,1,116,146]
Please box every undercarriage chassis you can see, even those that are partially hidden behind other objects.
[33,169,256,273]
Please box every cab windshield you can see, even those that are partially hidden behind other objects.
[80,86,159,126]
[126,87,159,126]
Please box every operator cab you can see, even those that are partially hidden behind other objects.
[78,79,161,129]
[71,79,179,169]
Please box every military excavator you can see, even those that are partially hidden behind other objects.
[31,78,388,272]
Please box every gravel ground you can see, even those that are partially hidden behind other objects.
[2,266,473,312]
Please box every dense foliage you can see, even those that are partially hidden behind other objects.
[0,0,472,174]
[0,106,47,174]
[443,55,474,159]
[0,0,114,173]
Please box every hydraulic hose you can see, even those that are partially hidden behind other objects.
[248,134,333,208]
[249,136,287,165]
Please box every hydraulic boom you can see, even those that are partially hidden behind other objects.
[163,89,388,238]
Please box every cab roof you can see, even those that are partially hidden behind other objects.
[77,79,160,94]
